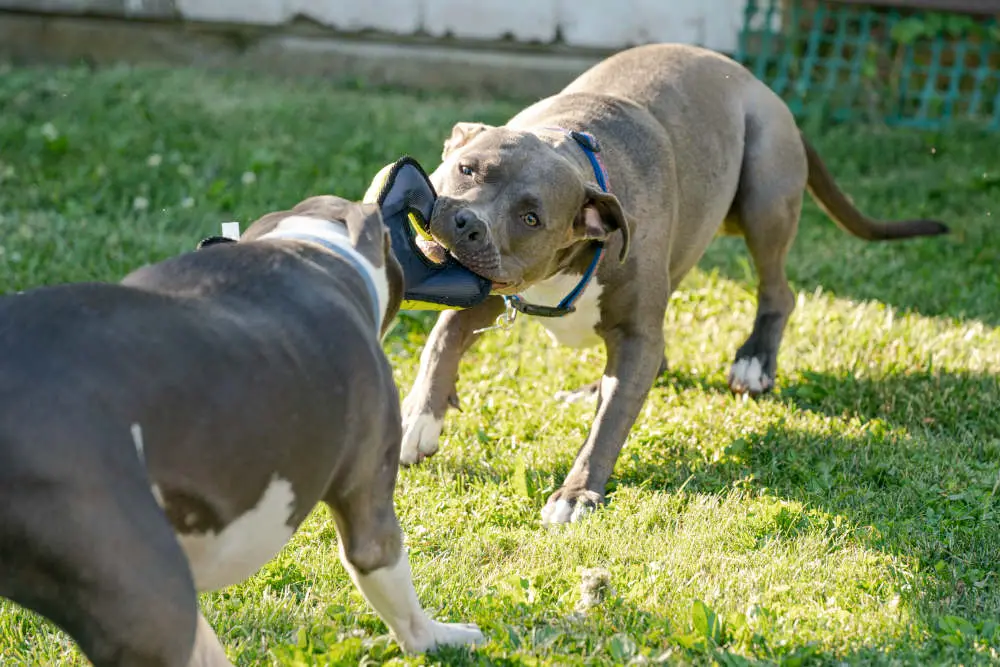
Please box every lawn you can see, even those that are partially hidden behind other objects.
[0,62,998,666]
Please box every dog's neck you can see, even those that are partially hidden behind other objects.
[533,127,612,193]
[551,240,604,276]
[259,216,390,332]
[534,126,614,279]
[499,126,609,318]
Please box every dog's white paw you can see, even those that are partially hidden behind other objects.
[728,357,772,396]
[403,620,485,653]
[400,413,443,466]
[540,490,600,525]
[541,499,575,524]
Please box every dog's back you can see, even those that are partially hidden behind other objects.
[0,242,399,666]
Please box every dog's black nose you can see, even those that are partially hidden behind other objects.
[455,208,477,230]
[453,209,485,244]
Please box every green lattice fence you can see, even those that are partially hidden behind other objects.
[735,1,1000,130]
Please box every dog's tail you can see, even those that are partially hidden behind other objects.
[801,133,949,240]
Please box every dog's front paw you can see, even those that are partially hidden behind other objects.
[541,488,603,525]
[400,412,444,466]
[402,620,485,653]
[728,356,774,396]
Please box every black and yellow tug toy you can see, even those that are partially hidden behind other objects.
[197,157,492,312]
[363,156,492,311]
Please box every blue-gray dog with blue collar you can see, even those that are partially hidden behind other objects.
[399,43,949,524]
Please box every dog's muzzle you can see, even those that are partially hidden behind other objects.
[428,204,502,279]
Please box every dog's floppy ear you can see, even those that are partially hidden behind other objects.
[241,211,289,241]
[442,122,493,160]
[294,195,387,268]
[343,201,389,268]
[380,226,404,334]
[574,183,632,262]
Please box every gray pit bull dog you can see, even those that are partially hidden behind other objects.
[400,43,948,524]
[0,196,483,666]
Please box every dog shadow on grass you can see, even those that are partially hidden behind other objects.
[614,369,997,545]
[430,367,999,661]
[625,368,998,659]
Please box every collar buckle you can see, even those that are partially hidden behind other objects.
[567,129,601,154]
[474,297,519,334]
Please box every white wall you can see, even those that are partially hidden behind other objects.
[3,0,750,53]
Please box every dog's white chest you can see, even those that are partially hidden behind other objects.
[520,274,604,349]
[175,475,297,592]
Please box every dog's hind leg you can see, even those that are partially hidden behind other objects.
[325,453,485,654]
[726,114,806,396]
[185,615,233,667]
[0,464,231,667]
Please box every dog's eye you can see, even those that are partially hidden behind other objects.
[458,164,474,176]
[522,212,540,228]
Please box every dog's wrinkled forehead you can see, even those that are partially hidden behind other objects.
[459,129,541,164]
[442,130,584,222]
[448,130,580,194]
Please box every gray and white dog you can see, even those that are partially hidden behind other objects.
[0,195,482,666]
[399,43,947,524]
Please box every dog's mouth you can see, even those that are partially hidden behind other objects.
[419,234,516,292]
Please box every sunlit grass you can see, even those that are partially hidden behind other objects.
[1,63,997,665]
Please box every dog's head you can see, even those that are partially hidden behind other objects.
[428,122,631,293]
[242,196,404,337]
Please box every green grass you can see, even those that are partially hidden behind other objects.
[1,62,999,666]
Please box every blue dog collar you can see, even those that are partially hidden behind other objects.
[503,128,610,318]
